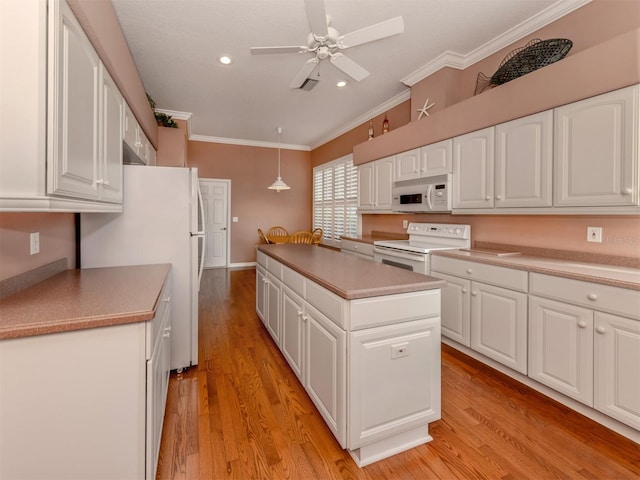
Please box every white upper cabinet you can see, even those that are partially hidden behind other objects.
[452,127,495,209]
[421,139,452,177]
[495,111,553,207]
[0,0,123,212]
[357,155,395,211]
[395,148,421,181]
[554,85,639,207]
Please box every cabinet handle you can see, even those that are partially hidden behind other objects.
[577,321,587,328]
[587,293,598,301]
[596,326,606,334]
[466,268,473,274]
[622,188,632,195]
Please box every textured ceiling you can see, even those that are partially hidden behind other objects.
[112,0,586,149]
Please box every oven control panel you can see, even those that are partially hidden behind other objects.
[407,223,470,239]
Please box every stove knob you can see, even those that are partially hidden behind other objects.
[455,228,462,234]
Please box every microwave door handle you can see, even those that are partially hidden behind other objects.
[425,184,434,210]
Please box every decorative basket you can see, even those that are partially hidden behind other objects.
[475,38,573,95]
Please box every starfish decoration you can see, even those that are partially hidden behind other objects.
[416,98,435,120]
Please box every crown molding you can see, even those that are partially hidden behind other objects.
[309,89,411,150]
[401,0,591,86]
[189,134,310,152]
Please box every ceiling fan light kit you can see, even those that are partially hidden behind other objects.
[268,127,290,192]
[250,0,404,89]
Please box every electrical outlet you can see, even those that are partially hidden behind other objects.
[587,227,602,243]
[30,232,40,255]
[402,220,408,229]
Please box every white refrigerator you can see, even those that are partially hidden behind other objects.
[81,165,205,371]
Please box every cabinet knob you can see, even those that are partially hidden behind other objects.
[623,188,632,195]
[587,293,598,301]
[577,321,587,329]
[495,195,502,200]
[485,196,491,201]
[103,180,109,186]
[471,291,477,296]
[466,268,473,274]
[462,288,467,294]
[596,326,606,334]
[302,315,309,322]
[297,310,303,316]
[95,179,104,185]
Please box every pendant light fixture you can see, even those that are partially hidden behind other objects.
[268,127,290,192]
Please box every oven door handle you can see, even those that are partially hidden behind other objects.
[373,246,427,262]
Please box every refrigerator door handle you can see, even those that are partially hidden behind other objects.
[197,234,205,290]
[195,178,206,290]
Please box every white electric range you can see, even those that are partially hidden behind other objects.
[373,223,471,275]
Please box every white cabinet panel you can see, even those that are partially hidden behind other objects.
[470,281,528,374]
[100,67,124,203]
[357,162,375,209]
[453,127,495,209]
[421,139,452,177]
[357,156,395,212]
[594,312,640,429]
[256,265,267,325]
[555,85,639,207]
[395,148,421,181]
[495,111,552,207]
[529,295,594,405]
[431,271,471,347]
[266,272,281,345]
[305,303,347,447]
[281,286,305,383]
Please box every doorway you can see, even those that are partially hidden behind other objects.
[199,179,230,268]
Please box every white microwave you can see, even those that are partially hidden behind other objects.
[391,174,452,212]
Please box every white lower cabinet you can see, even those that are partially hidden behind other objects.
[256,250,442,466]
[431,255,528,374]
[0,273,172,480]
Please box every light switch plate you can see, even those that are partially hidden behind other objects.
[30,232,40,255]
[587,227,602,243]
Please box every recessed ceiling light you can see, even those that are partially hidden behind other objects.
[218,55,233,65]
[336,80,348,88]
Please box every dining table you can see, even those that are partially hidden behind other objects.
[266,234,290,244]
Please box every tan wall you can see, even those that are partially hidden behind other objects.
[0,213,76,281]
[362,214,640,259]
[187,142,312,264]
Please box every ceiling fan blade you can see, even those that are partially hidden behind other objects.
[329,53,369,81]
[304,0,328,37]
[338,16,404,49]
[250,45,308,55]
[290,58,319,88]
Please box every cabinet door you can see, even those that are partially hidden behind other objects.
[470,282,527,374]
[348,318,440,449]
[453,127,495,209]
[99,66,124,203]
[594,312,640,429]
[281,287,305,383]
[395,148,421,181]
[123,103,138,151]
[555,85,639,207]
[49,0,100,200]
[495,111,552,207]
[265,273,281,345]
[374,156,395,210]
[528,296,594,405]
[357,163,375,210]
[421,139,452,177]
[305,303,346,447]
[431,272,471,347]
[256,266,267,324]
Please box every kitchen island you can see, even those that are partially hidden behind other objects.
[0,264,171,480]
[256,244,445,467]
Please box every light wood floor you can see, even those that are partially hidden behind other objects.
[157,267,639,479]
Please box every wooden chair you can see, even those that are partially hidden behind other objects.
[287,231,314,244]
[257,228,269,244]
[266,226,290,244]
[311,228,323,245]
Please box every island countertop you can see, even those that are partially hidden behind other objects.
[0,264,171,339]
[257,244,445,299]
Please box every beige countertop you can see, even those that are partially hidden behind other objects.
[432,249,640,291]
[0,264,171,339]
[257,244,445,299]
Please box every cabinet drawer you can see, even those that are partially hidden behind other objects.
[257,250,267,268]
[431,256,528,292]
[341,240,374,258]
[266,256,282,280]
[530,273,640,320]
[306,281,346,329]
[349,290,440,330]
[283,265,305,298]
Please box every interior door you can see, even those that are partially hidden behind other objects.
[199,179,230,268]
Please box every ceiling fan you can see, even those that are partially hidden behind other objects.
[250,0,404,88]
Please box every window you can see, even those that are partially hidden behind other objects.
[313,154,358,247]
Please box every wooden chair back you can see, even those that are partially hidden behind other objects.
[287,231,314,244]
[311,228,323,245]
[267,226,289,237]
[257,228,269,244]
